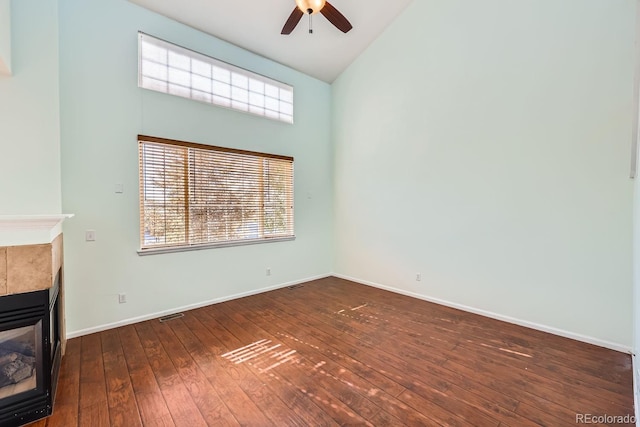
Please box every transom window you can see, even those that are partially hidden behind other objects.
[138,135,294,253]
[138,32,294,124]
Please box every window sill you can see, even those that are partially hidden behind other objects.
[137,236,295,256]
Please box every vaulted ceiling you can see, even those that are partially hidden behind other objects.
[128,0,414,82]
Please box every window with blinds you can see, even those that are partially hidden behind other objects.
[138,33,294,124]
[138,135,294,252]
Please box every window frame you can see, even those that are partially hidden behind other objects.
[138,32,295,124]
[137,135,295,256]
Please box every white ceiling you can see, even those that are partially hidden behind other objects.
[128,0,414,83]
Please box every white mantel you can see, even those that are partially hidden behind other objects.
[0,214,74,246]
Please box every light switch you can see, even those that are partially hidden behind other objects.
[115,183,124,194]
[85,230,96,241]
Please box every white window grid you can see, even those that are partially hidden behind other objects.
[138,32,294,124]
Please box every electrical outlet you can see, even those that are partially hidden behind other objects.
[118,293,127,304]
[266,268,271,276]
[85,230,96,241]
[416,273,422,282]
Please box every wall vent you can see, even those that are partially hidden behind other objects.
[159,313,184,322]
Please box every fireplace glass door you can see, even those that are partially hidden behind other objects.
[0,289,51,427]
[0,323,40,401]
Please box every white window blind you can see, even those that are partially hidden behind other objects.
[139,135,294,252]
[138,32,294,124]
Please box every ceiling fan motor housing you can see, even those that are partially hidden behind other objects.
[295,0,326,14]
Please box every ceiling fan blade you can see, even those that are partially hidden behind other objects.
[321,2,353,33]
[281,7,304,35]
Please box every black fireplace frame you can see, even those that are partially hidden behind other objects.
[0,270,61,427]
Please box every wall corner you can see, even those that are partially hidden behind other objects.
[0,0,11,76]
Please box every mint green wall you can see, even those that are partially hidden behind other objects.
[5,0,635,349]
[59,0,333,335]
[0,0,61,214]
[333,0,635,348]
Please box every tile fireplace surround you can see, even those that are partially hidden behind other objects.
[0,234,63,298]
[0,214,72,298]
[0,214,72,426]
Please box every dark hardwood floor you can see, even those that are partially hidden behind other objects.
[27,277,634,426]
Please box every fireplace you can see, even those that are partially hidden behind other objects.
[0,270,61,426]
[0,215,72,427]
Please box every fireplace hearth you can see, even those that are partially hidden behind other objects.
[0,270,61,427]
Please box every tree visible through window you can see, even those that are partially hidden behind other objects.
[138,135,294,251]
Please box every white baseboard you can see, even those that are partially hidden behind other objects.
[332,273,632,354]
[66,273,332,339]
[67,272,632,354]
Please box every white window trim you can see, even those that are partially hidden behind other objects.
[136,236,295,256]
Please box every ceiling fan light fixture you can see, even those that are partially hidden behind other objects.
[295,0,326,14]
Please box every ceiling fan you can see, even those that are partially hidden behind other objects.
[281,0,353,35]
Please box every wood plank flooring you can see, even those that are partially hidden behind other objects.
[26,277,634,426]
